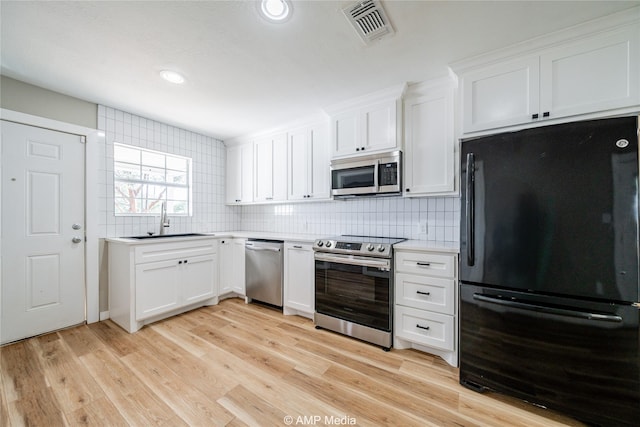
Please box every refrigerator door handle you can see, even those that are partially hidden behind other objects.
[465,153,475,266]
[472,293,623,323]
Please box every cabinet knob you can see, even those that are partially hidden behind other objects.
[532,113,539,119]
[361,147,365,151]
[179,260,183,264]
[356,148,360,151]
[406,188,410,192]
[543,111,550,117]
[184,259,188,264]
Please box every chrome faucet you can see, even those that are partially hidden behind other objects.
[159,202,170,235]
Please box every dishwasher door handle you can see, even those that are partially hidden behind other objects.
[245,245,281,253]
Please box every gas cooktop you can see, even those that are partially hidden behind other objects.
[313,235,406,258]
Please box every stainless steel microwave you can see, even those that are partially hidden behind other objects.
[331,151,401,197]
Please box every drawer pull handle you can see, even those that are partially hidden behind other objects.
[416,262,431,267]
[293,245,303,249]
[416,324,430,331]
[416,291,431,296]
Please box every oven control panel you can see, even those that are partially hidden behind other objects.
[313,239,392,257]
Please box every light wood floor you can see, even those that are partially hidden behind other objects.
[1,298,585,426]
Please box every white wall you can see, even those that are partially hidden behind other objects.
[96,105,241,237]
[0,75,97,128]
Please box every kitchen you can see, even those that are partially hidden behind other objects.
[1,1,639,426]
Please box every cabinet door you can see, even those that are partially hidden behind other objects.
[254,134,287,202]
[462,56,540,133]
[284,243,314,314]
[540,26,640,120]
[182,254,217,304]
[404,88,454,196]
[362,99,397,153]
[135,260,180,320]
[254,137,274,202]
[288,128,310,200]
[218,239,233,294]
[331,110,359,158]
[240,143,254,203]
[272,133,288,202]
[231,239,246,294]
[225,145,242,204]
[309,123,330,199]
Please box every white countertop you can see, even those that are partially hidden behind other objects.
[106,232,459,253]
[393,240,459,254]
[106,231,319,245]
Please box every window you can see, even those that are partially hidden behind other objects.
[114,143,192,216]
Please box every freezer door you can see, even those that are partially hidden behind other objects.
[460,116,639,302]
[459,283,640,427]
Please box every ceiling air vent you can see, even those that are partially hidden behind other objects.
[343,0,395,45]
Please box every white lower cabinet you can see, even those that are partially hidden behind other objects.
[394,248,458,367]
[109,238,218,333]
[219,238,246,297]
[283,242,314,319]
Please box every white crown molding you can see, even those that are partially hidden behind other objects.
[450,5,640,74]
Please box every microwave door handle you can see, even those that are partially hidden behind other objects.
[374,159,380,192]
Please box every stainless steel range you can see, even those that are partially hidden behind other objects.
[313,235,405,350]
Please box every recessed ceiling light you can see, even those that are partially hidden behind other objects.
[260,0,291,22]
[160,70,185,84]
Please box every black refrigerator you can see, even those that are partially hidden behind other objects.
[459,116,640,427]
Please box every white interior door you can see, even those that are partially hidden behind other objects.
[1,120,85,344]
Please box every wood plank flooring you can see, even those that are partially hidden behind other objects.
[1,298,585,426]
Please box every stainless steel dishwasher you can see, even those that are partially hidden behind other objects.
[245,239,283,307]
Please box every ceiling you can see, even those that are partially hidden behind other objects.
[2,1,639,140]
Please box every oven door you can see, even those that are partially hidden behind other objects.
[314,252,392,331]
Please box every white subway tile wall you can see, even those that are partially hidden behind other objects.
[240,197,460,242]
[97,106,459,242]
[97,105,241,237]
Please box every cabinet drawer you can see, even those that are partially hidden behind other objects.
[395,251,456,278]
[396,273,455,315]
[134,239,217,264]
[394,306,454,351]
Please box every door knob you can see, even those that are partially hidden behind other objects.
[72,223,82,230]
[72,237,83,243]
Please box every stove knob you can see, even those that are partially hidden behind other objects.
[377,245,386,252]
[367,244,375,251]
[317,240,324,247]
[325,241,332,248]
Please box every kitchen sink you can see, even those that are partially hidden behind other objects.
[126,233,210,239]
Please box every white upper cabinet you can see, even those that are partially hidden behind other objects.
[288,122,330,201]
[226,142,253,204]
[328,85,405,159]
[254,133,287,202]
[458,19,640,134]
[462,56,540,133]
[539,26,639,119]
[403,80,456,196]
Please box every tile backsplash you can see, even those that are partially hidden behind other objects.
[241,197,460,242]
[97,105,241,237]
[97,106,459,243]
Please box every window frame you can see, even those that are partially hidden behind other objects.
[113,143,193,216]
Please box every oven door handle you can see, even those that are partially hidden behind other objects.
[315,252,391,269]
